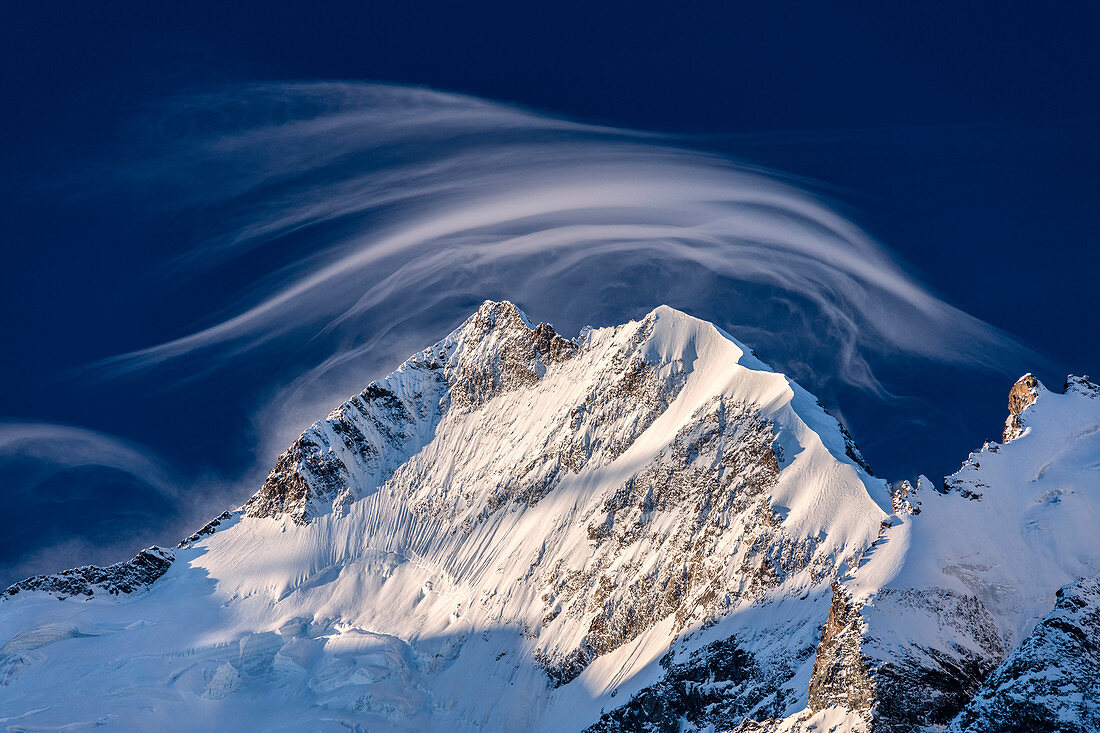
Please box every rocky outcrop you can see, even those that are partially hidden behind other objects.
[245,300,576,524]
[444,301,577,411]
[1003,373,1043,442]
[800,584,1005,733]
[3,547,173,600]
[949,577,1100,733]
[1063,373,1099,399]
[806,584,874,722]
[537,397,828,688]
[888,478,922,516]
[245,430,354,524]
[1003,374,1095,446]
[178,510,234,547]
[584,636,794,733]
[478,342,686,516]
[866,588,1005,732]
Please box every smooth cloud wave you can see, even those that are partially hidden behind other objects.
[0,422,246,585]
[93,82,1033,400]
[0,421,175,497]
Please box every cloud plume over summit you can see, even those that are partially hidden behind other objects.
[4,82,1042,586]
[96,82,1031,398]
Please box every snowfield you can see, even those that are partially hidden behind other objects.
[2,303,1097,732]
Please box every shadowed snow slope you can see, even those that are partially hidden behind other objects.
[1,304,1097,732]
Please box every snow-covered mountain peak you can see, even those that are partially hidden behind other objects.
[0,303,898,731]
[242,300,579,524]
[242,301,886,531]
[3,306,1096,732]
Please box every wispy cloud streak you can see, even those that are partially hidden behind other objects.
[0,421,246,585]
[93,82,1033,396]
[0,422,174,497]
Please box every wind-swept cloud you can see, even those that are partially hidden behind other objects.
[0,421,175,496]
[89,82,1035,401]
[0,422,236,586]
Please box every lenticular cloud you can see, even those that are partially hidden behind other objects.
[98,82,1029,394]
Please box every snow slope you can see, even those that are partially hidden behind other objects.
[0,302,893,732]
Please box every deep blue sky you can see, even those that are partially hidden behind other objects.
[2,2,1098,584]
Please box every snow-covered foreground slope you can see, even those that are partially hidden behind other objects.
[790,373,1100,732]
[1,302,1098,732]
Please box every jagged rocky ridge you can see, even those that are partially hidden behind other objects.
[3,547,173,600]
[1,303,1098,733]
[243,303,578,525]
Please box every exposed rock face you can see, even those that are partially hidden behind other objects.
[1003,373,1042,442]
[806,584,873,722]
[178,510,234,547]
[445,302,577,411]
[584,636,793,733]
[865,588,1005,731]
[244,300,576,524]
[803,570,1005,732]
[3,547,173,599]
[245,430,354,524]
[799,590,1021,733]
[949,577,1100,733]
[538,397,831,687]
[888,478,922,516]
[242,371,443,524]
[1063,373,1099,399]
[838,422,875,477]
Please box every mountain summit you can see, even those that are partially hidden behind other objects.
[2,303,1097,732]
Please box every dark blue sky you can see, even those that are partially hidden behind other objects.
[2,2,1098,584]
